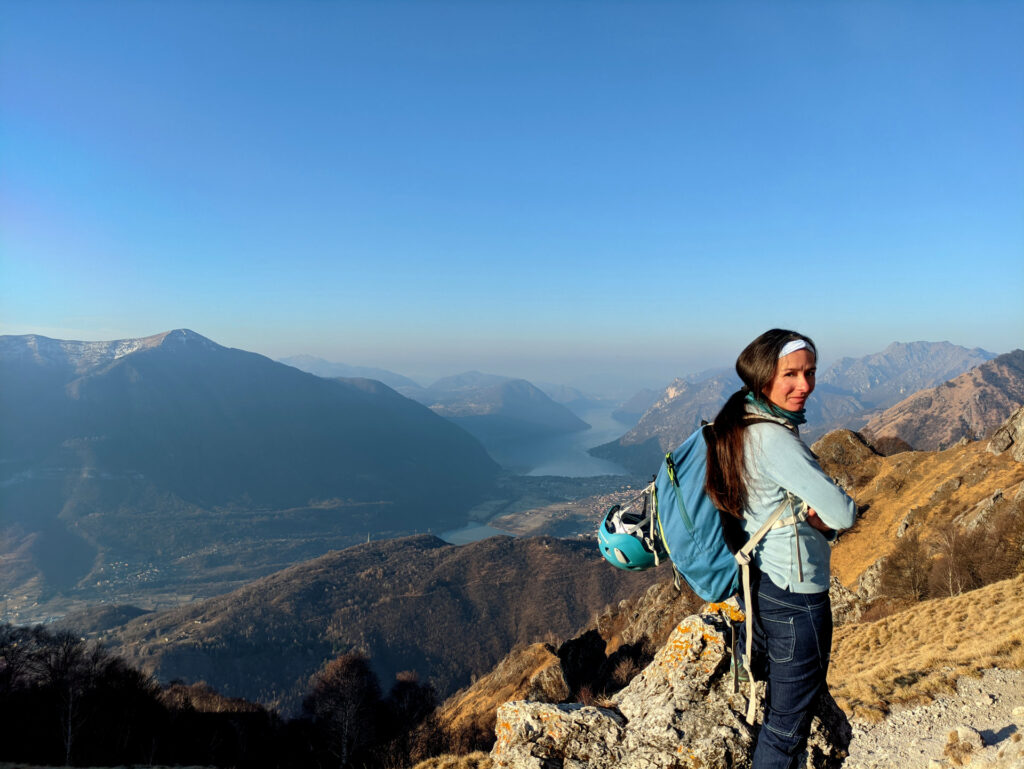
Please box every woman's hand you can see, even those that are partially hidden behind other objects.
[805,507,834,534]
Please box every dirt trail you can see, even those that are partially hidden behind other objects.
[844,667,1024,768]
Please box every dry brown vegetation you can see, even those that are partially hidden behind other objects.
[433,642,559,744]
[830,573,1024,722]
[102,534,661,712]
[816,434,1024,589]
[409,751,493,769]
[161,681,267,713]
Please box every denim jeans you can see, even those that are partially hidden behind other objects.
[738,570,833,769]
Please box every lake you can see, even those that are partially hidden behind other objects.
[439,404,633,544]
[483,404,633,477]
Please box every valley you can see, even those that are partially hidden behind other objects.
[2,473,643,625]
[2,331,1023,744]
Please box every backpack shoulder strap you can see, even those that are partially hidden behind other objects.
[734,492,795,725]
[734,493,795,564]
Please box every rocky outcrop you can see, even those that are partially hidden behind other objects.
[491,609,851,768]
[988,405,1024,463]
[811,430,882,492]
[829,576,865,626]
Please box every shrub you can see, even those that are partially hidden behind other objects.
[878,531,930,601]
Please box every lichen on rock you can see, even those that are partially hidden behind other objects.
[491,608,851,768]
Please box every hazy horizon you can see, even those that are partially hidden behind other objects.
[2,2,1022,394]
[1,325,1010,399]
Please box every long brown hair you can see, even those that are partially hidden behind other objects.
[705,329,817,517]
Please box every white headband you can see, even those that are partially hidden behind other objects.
[779,339,814,358]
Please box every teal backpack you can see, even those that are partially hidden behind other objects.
[652,424,744,602]
[659,423,799,600]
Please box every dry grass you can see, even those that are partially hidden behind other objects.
[830,573,1024,722]
[435,642,556,739]
[828,442,1024,588]
[408,752,493,769]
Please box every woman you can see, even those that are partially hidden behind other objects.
[705,329,857,769]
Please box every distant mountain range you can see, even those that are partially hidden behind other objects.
[278,354,423,391]
[403,372,590,453]
[0,330,499,602]
[591,342,999,474]
[591,372,741,475]
[611,388,661,425]
[859,349,1024,452]
[278,360,591,456]
[820,341,996,408]
[533,383,602,416]
[99,534,661,713]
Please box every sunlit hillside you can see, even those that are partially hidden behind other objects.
[830,573,1024,722]
[815,432,1024,589]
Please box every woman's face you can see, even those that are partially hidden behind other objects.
[762,348,816,412]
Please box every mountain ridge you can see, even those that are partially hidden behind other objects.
[101,533,662,714]
[278,353,424,391]
[590,341,1005,474]
[859,349,1024,452]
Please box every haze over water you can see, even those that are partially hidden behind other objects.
[486,405,633,477]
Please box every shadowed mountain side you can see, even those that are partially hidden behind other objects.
[101,534,662,714]
[1,330,498,516]
[859,349,1024,452]
[0,330,499,597]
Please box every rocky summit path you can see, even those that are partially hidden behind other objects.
[843,668,1024,768]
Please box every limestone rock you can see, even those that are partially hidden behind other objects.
[829,576,864,626]
[491,610,851,768]
[493,703,626,768]
[953,724,984,750]
[856,558,886,602]
[525,656,571,703]
[988,405,1024,463]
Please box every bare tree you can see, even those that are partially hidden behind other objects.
[303,652,382,767]
[930,528,988,598]
[879,531,930,601]
[40,631,101,765]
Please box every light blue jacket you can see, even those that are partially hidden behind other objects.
[740,407,857,594]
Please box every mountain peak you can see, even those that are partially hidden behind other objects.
[153,329,223,351]
[0,329,225,373]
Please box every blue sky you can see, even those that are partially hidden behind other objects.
[2,1,1022,393]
